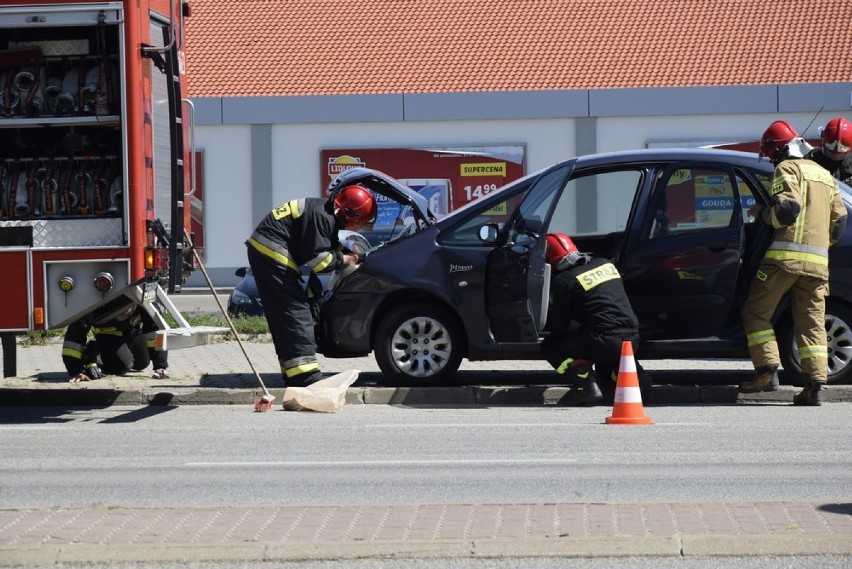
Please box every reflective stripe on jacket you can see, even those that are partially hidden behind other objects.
[760,158,846,279]
[247,197,341,274]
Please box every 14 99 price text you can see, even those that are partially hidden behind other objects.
[463,184,499,201]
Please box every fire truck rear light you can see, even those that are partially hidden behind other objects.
[58,276,74,292]
[33,307,44,325]
[144,247,169,272]
[94,272,115,292]
[144,247,155,270]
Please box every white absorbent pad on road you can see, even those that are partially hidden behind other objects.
[282,369,360,413]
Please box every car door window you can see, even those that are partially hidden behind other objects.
[548,169,643,236]
[738,166,772,218]
[647,166,742,239]
[507,166,572,245]
[439,180,534,246]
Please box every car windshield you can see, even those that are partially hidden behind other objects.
[359,202,416,246]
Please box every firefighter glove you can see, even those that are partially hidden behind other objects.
[84,363,103,380]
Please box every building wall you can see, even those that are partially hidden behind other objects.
[188,83,852,286]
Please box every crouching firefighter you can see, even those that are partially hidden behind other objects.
[540,233,645,406]
[739,120,847,405]
[245,184,376,387]
[62,297,169,383]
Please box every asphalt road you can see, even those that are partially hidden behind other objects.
[3,404,851,565]
[3,404,851,509]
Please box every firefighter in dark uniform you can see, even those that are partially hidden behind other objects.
[246,184,376,387]
[739,120,847,405]
[540,233,643,406]
[811,116,852,185]
[63,297,168,382]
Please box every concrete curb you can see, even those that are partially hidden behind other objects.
[3,383,852,407]
[4,341,852,407]
[4,535,852,565]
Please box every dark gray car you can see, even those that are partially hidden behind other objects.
[316,151,852,386]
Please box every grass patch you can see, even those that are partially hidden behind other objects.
[190,312,271,337]
[19,311,270,346]
[19,330,59,347]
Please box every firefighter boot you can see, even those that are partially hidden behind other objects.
[738,365,780,393]
[566,360,603,406]
[793,377,823,406]
[287,370,323,388]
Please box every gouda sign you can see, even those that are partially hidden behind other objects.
[461,162,506,177]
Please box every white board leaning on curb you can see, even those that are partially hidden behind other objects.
[282,370,360,413]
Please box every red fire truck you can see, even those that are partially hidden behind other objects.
[0,0,220,376]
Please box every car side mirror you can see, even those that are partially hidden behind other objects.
[235,267,247,278]
[478,223,499,244]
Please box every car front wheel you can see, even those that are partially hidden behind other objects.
[778,299,852,385]
[374,303,464,385]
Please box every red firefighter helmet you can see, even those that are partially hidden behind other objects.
[760,120,799,163]
[821,117,852,161]
[545,232,581,268]
[333,184,377,228]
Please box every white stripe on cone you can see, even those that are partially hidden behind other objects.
[613,386,643,403]
[619,354,637,373]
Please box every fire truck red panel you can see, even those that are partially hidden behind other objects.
[0,250,30,329]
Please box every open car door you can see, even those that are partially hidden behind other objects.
[620,162,749,339]
[484,164,572,343]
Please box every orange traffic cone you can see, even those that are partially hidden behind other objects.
[605,341,653,425]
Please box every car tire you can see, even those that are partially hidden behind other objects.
[374,303,464,385]
[778,299,852,385]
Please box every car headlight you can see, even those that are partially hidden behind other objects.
[229,289,254,305]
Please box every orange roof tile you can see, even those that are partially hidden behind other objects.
[185,0,852,98]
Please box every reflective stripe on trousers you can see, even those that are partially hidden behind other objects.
[741,264,829,381]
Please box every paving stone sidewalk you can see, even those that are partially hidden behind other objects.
[2,501,852,564]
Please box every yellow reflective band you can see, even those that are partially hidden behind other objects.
[763,249,828,265]
[768,208,785,229]
[283,362,320,377]
[312,252,334,273]
[146,339,156,349]
[768,241,828,257]
[93,327,123,336]
[795,184,808,242]
[248,237,299,271]
[747,329,776,347]
[556,358,574,374]
[271,199,302,221]
[62,347,83,359]
[771,173,797,195]
[575,262,620,291]
[798,345,828,360]
[676,270,702,281]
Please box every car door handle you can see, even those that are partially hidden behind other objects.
[707,241,727,252]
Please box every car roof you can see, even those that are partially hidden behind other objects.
[571,148,852,201]
[571,147,770,170]
[441,147,776,221]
